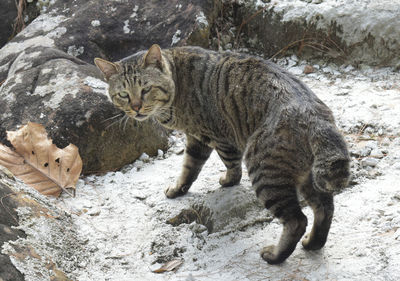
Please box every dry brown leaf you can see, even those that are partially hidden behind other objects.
[153,259,183,273]
[0,122,82,197]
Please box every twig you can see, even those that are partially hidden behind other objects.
[0,192,19,224]
[234,6,268,48]
[12,0,26,38]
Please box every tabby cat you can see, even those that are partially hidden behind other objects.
[94,45,350,264]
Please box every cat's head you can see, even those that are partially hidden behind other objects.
[94,44,175,121]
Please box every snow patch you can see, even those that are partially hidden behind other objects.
[171,30,181,46]
[196,11,209,28]
[91,20,101,27]
[123,20,131,34]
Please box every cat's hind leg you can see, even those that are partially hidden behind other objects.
[215,144,242,187]
[245,133,308,264]
[165,135,213,198]
[299,173,334,250]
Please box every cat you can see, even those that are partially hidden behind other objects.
[94,45,350,264]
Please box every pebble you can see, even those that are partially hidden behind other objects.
[303,65,315,74]
[393,162,400,170]
[361,157,379,168]
[395,228,400,240]
[87,208,101,216]
[370,149,384,159]
[134,160,144,169]
[139,153,150,162]
[157,149,164,159]
[360,147,372,157]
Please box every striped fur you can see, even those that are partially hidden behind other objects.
[95,45,350,264]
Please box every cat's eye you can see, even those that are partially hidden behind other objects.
[118,91,129,98]
[141,87,152,98]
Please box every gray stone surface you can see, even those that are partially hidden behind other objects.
[0,171,25,281]
[217,0,400,67]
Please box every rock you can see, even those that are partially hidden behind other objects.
[139,153,150,163]
[370,149,385,159]
[11,0,212,64]
[0,169,85,280]
[0,0,218,173]
[157,149,164,159]
[361,157,379,168]
[360,147,372,157]
[226,0,400,66]
[303,65,315,74]
[0,171,25,281]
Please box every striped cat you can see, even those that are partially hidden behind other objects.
[94,45,350,264]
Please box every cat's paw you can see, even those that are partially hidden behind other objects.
[219,170,241,187]
[164,185,190,199]
[301,233,326,251]
[260,245,286,265]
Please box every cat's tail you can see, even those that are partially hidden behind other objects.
[309,122,350,193]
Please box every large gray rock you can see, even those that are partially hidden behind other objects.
[0,0,218,173]
[0,169,87,281]
[0,170,25,281]
[216,0,400,67]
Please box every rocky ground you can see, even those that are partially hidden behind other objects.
[1,1,400,280]
[5,59,399,281]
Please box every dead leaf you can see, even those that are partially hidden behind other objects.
[152,259,183,273]
[0,122,82,197]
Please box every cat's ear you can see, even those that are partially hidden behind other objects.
[94,58,120,80]
[143,44,163,69]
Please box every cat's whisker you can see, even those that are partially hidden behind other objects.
[123,115,130,132]
[119,115,128,129]
[102,113,124,123]
[104,115,125,131]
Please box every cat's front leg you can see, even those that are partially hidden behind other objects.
[165,135,213,198]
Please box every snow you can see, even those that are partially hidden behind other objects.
[91,20,101,27]
[123,20,131,34]
[51,64,400,280]
[171,30,182,46]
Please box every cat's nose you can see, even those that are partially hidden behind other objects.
[131,101,142,112]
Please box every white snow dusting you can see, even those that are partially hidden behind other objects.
[171,30,182,46]
[48,63,400,280]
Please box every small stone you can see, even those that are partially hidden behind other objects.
[360,147,372,157]
[303,65,315,74]
[381,137,391,146]
[134,160,144,170]
[157,149,164,159]
[289,66,304,75]
[87,208,101,216]
[91,20,100,27]
[392,162,400,170]
[395,228,400,240]
[139,153,150,162]
[361,157,379,168]
[370,149,384,159]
